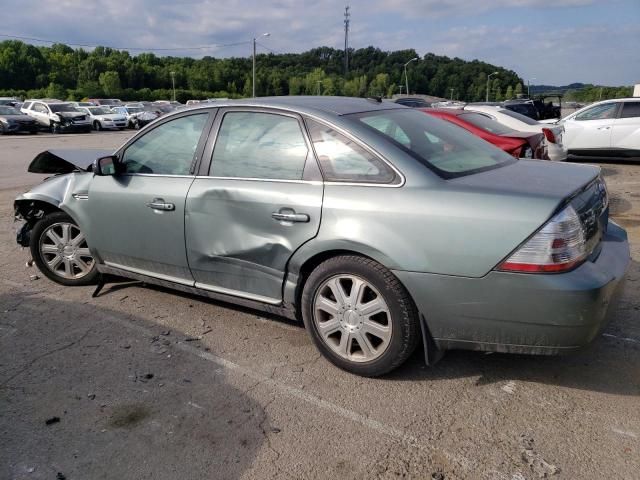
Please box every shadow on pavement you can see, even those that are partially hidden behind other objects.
[0,291,267,480]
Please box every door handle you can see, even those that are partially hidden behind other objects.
[272,211,310,223]
[597,126,611,130]
[146,198,175,211]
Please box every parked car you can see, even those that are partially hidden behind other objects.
[0,97,21,107]
[556,98,640,160]
[394,97,431,108]
[422,108,547,159]
[69,101,96,108]
[501,100,540,120]
[21,101,92,133]
[87,98,122,107]
[0,105,39,134]
[14,97,629,377]
[111,106,158,129]
[464,104,567,161]
[77,106,127,131]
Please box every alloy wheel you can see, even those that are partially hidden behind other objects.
[39,222,94,279]
[313,274,392,363]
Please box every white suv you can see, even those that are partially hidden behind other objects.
[22,101,92,133]
[559,98,640,160]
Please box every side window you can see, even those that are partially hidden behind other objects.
[210,111,308,180]
[306,119,396,183]
[34,103,48,113]
[575,103,619,121]
[360,116,411,147]
[620,102,640,119]
[121,113,208,175]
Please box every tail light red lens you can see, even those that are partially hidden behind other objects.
[497,204,587,273]
[542,128,556,144]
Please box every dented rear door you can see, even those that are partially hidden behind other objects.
[185,108,323,303]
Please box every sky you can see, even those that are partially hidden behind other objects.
[1,0,639,86]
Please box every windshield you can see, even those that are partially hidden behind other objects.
[49,104,80,113]
[349,109,515,178]
[0,106,20,115]
[127,107,143,113]
[498,108,540,126]
[88,107,110,115]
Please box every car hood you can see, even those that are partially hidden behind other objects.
[28,149,114,174]
[0,114,35,121]
[57,111,85,117]
[95,114,126,120]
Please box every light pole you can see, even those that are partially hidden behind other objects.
[252,33,270,97]
[450,88,455,101]
[316,80,322,96]
[527,77,536,98]
[486,71,499,102]
[403,57,418,96]
[170,71,176,101]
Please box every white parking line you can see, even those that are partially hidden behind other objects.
[602,333,640,345]
[1,279,479,475]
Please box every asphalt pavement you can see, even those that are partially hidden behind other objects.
[1,132,639,479]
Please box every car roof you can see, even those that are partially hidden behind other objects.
[186,96,404,118]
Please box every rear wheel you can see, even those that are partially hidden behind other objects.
[30,212,98,286]
[301,255,420,377]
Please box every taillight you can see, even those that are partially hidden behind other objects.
[497,204,587,273]
[542,128,556,144]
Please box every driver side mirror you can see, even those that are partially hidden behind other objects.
[93,155,120,176]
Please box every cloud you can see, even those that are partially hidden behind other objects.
[0,0,637,85]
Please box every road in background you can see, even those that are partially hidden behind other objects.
[1,134,639,479]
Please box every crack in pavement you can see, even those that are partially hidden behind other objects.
[0,326,94,387]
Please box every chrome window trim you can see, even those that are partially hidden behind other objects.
[208,108,312,181]
[301,112,406,188]
[113,173,196,179]
[196,175,321,185]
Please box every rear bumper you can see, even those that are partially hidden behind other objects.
[547,143,568,162]
[393,222,630,354]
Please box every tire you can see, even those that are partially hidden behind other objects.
[93,121,102,131]
[30,212,98,286]
[50,122,60,134]
[0,124,5,135]
[301,255,420,377]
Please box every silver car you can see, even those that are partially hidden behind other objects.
[14,97,630,376]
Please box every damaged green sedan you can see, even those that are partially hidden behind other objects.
[14,97,630,376]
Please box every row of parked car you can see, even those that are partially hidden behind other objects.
[2,95,639,162]
[0,97,184,134]
[396,96,640,162]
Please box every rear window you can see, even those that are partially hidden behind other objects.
[620,102,640,119]
[498,108,540,125]
[457,113,514,134]
[349,109,515,178]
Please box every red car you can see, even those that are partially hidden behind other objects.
[421,108,547,159]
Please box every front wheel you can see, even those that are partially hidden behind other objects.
[93,121,102,131]
[301,255,420,377]
[30,212,98,286]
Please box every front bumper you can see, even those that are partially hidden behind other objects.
[394,222,630,354]
[59,122,92,132]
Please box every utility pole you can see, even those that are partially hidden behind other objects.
[486,71,499,102]
[316,81,322,96]
[403,57,418,96]
[344,5,350,76]
[450,88,455,101]
[252,33,270,97]
[170,71,176,101]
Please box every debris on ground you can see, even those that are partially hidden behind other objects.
[56,473,66,480]
[519,433,560,477]
[45,416,60,426]
[87,393,96,400]
[29,274,39,281]
[160,330,170,336]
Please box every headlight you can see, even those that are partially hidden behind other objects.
[51,114,61,123]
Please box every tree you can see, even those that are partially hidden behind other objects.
[514,83,523,97]
[98,71,121,96]
[505,85,514,100]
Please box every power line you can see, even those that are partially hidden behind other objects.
[0,33,250,52]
